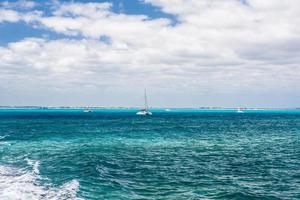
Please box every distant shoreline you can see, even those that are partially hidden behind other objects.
[0,106,299,110]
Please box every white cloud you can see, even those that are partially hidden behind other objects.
[0,0,300,106]
[0,9,20,22]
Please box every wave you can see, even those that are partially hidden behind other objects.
[0,160,83,200]
[0,136,6,140]
[0,135,11,146]
[0,135,9,140]
[25,158,40,175]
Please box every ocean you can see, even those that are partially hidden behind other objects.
[0,109,299,199]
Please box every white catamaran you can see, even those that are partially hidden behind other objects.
[237,107,244,113]
[83,108,93,113]
[136,89,152,116]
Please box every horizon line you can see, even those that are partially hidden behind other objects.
[1,106,300,110]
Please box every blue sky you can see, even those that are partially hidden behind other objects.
[0,0,300,107]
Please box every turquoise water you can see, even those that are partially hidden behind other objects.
[0,109,299,199]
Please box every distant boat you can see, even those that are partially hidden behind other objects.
[83,108,93,113]
[136,89,152,116]
[237,107,244,113]
[165,109,171,112]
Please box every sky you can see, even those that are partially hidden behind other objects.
[0,0,300,108]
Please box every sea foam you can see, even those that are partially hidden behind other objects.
[0,161,82,200]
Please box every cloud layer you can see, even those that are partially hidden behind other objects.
[0,0,299,107]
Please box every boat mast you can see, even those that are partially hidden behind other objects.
[144,89,148,111]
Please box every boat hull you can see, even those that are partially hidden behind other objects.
[136,111,152,115]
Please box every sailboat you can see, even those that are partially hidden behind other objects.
[237,107,244,113]
[83,107,93,113]
[136,89,152,116]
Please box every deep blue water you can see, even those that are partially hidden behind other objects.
[0,109,299,199]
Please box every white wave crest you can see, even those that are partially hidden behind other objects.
[0,162,83,200]
[0,141,11,146]
[0,135,9,140]
[0,135,10,146]
[25,158,40,175]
